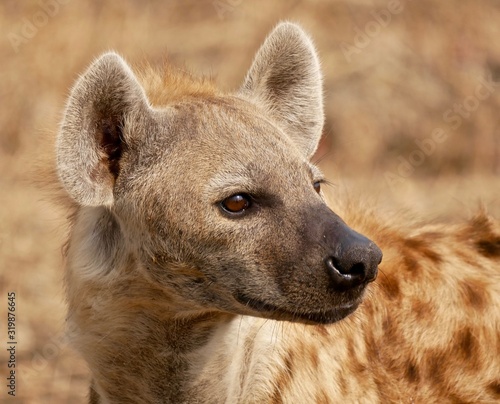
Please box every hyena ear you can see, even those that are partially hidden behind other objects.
[56,52,149,206]
[240,22,324,158]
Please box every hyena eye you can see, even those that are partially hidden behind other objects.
[313,181,321,194]
[220,194,252,214]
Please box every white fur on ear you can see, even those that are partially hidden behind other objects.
[240,22,324,158]
[56,52,150,206]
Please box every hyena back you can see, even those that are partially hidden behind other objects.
[55,22,500,403]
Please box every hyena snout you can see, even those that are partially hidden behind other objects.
[324,224,382,291]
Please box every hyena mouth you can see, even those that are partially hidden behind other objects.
[234,293,360,325]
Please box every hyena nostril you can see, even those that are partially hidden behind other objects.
[326,256,362,276]
[325,242,381,290]
[325,257,366,290]
[349,262,367,278]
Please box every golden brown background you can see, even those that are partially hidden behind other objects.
[1,0,499,402]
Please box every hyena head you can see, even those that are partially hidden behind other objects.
[56,22,382,324]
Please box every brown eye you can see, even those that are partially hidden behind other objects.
[313,181,321,194]
[221,194,251,214]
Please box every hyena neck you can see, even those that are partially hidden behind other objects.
[79,306,232,402]
[65,207,236,402]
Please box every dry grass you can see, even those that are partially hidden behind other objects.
[0,0,499,402]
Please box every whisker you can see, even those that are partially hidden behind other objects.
[322,178,337,188]
[313,150,334,166]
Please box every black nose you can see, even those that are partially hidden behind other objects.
[325,236,382,291]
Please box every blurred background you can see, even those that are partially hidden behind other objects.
[0,0,499,402]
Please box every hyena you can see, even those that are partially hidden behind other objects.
[55,22,500,403]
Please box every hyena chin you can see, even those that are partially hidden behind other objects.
[56,22,500,403]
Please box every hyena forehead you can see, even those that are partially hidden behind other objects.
[141,96,322,199]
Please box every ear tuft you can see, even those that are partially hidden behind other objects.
[240,22,324,158]
[56,52,149,206]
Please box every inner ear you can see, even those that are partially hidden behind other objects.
[240,22,324,158]
[99,117,124,180]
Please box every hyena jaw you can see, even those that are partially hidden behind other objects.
[56,22,500,403]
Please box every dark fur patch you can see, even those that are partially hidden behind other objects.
[460,280,487,311]
[426,352,445,386]
[309,346,320,369]
[379,274,401,300]
[476,238,500,258]
[403,237,442,263]
[457,327,477,361]
[382,315,401,344]
[411,300,433,321]
[314,325,329,337]
[345,337,369,378]
[405,361,420,383]
[488,380,500,396]
[402,255,421,275]
[465,215,500,259]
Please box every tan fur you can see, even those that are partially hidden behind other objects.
[138,63,220,107]
[55,22,500,403]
